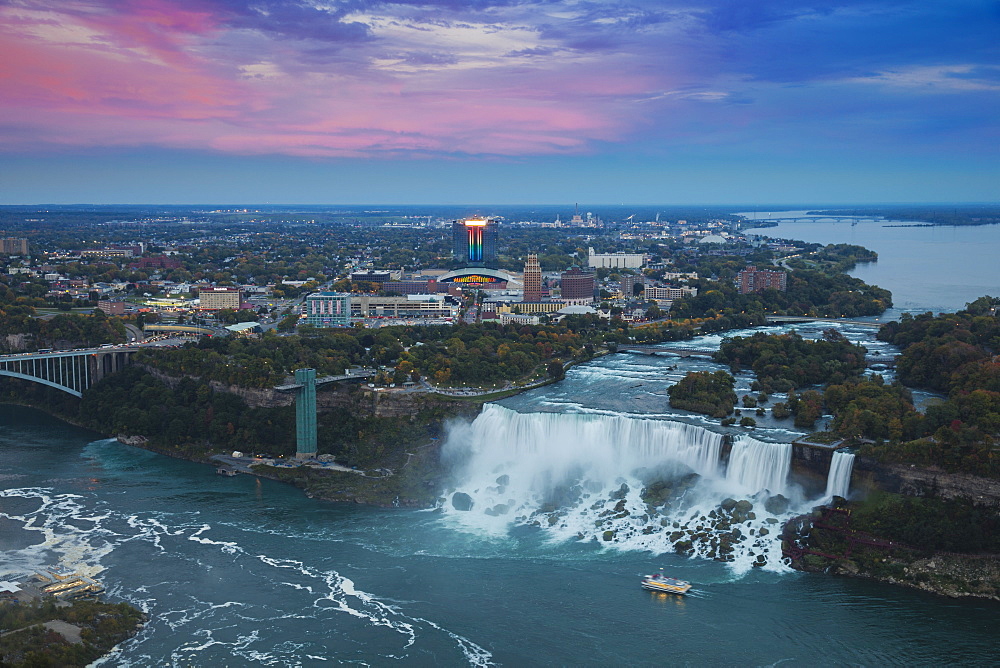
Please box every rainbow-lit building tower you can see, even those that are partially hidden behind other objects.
[452,218,498,269]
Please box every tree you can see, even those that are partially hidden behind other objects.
[277,313,299,332]
[667,370,737,417]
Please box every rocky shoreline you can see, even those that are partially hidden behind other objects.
[782,505,1000,601]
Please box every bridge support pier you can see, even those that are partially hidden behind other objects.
[294,368,318,459]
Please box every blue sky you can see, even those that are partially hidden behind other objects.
[1,0,997,204]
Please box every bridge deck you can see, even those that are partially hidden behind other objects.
[275,371,375,391]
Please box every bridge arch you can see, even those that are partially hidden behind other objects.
[0,348,138,398]
[0,369,83,397]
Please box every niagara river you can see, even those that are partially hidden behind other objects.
[2,314,998,665]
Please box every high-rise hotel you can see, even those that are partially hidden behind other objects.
[452,218,498,269]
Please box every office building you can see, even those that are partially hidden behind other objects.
[645,285,698,306]
[523,254,542,302]
[383,279,443,295]
[97,300,126,316]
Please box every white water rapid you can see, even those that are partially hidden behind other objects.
[824,451,855,500]
[442,405,812,573]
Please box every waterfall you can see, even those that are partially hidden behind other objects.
[441,405,803,573]
[824,451,855,499]
[448,404,723,486]
[725,436,791,496]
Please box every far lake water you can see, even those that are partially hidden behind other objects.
[742,211,999,314]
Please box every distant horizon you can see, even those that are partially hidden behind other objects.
[1,202,997,209]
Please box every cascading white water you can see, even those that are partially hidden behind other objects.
[823,451,855,499]
[442,405,809,573]
[726,436,791,495]
[447,404,722,484]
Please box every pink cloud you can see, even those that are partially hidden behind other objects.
[0,1,681,158]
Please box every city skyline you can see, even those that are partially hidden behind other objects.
[2,0,997,204]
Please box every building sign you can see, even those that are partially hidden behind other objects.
[452,274,502,284]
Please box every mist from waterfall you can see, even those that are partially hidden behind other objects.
[441,405,813,573]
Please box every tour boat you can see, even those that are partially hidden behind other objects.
[641,571,692,595]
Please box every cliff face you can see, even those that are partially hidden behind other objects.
[852,457,1000,506]
[140,365,484,419]
[788,442,1000,507]
[4,333,31,352]
[353,387,483,419]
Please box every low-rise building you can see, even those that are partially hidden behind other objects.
[587,247,644,269]
[225,322,263,338]
[351,269,397,285]
[97,300,126,316]
[498,302,564,315]
[644,285,698,307]
[351,294,454,320]
[198,286,242,311]
[499,312,541,325]
[661,271,698,282]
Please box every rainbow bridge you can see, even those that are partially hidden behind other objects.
[0,346,141,397]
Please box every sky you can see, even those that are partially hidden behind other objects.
[1,0,998,204]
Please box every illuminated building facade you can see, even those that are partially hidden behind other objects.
[452,218,498,269]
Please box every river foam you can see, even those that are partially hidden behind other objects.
[441,405,833,574]
[0,482,493,667]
